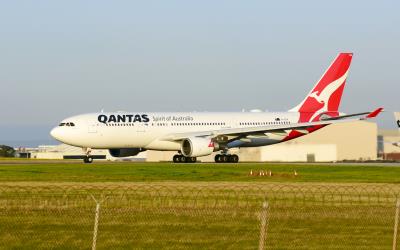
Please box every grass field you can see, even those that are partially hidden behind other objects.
[1,160,400,249]
[0,161,399,183]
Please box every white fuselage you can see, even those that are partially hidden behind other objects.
[50,111,303,151]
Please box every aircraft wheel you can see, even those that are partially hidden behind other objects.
[185,157,196,163]
[215,154,221,163]
[179,156,186,163]
[173,155,180,163]
[230,154,239,163]
[221,155,229,163]
[83,156,93,164]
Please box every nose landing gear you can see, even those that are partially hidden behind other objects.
[83,148,93,164]
[83,156,94,163]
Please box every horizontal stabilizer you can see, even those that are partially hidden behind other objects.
[364,108,384,119]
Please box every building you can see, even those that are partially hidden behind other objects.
[378,129,400,161]
[271,121,378,162]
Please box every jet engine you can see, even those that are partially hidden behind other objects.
[181,137,217,157]
[109,148,143,157]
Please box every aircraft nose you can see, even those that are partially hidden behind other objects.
[50,127,62,141]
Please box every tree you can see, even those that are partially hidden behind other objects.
[0,145,15,157]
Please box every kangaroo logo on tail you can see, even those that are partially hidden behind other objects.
[307,71,349,121]
[290,53,353,123]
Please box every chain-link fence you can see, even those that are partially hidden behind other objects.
[1,183,400,249]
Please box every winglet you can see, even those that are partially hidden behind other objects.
[365,108,384,118]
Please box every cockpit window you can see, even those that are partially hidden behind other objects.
[59,122,75,127]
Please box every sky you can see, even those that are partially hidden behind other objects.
[0,0,399,146]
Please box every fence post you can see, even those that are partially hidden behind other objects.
[259,201,269,250]
[91,195,102,250]
[393,199,400,250]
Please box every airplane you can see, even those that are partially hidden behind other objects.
[50,53,383,163]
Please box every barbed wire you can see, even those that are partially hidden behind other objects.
[1,183,399,208]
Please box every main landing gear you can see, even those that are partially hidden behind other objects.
[173,155,197,163]
[214,154,239,163]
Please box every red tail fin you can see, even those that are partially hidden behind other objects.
[290,53,353,122]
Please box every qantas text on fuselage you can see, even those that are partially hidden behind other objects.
[50,53,383,163]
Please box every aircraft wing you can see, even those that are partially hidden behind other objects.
[162,108,383,141]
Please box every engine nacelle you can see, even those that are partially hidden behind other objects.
[109,148,143,157]
[181,137,216,157]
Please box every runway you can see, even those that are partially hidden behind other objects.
[1,159,399,166]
